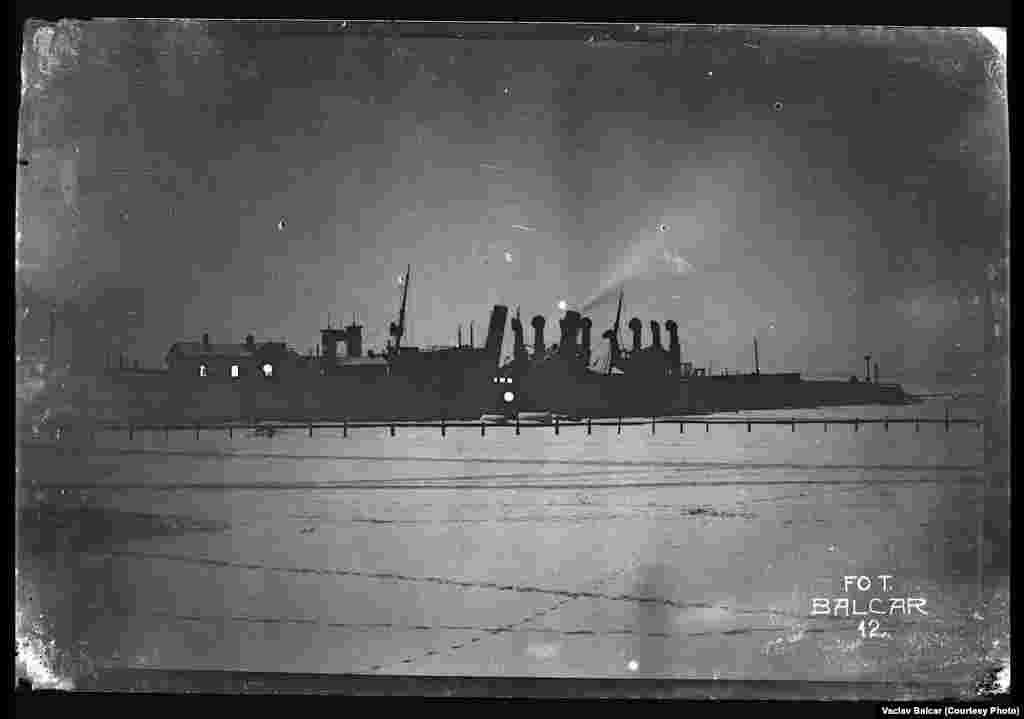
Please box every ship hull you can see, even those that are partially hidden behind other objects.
[502,365,916,419]
[44,366,915,428]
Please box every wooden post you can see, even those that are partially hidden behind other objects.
[945,407,950,432]
[480,421,485,437]
[651,417,656,435]
[554,418,560,435]
[195,423,200,440]
[915,421,920,433]
[441,418,447,437]
[343,420,348,438]
[747,422,751,432]
[854,419,859,432]
[128,425,134,440]
[165,425,169,440]
[587,418,592,435]
[884,420,889,431]
[706,423,709,433]
[617,416,622,435]
[390,423,396,437]
[824,422,828,433]
[791,420,795,432]
[309,423,313,437]
[679,421,684,434]
[229,426,233,439]
[515,416,520,436]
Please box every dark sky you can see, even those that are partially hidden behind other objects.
[17,21,1008,378]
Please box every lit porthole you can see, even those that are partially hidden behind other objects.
[231,365,239,378]
[503,391,515,403]
[199,364,208,377]
[262,363,273,377]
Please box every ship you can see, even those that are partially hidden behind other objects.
[61,266,511,425]
[46,273,917,427]
[486,289,917,420]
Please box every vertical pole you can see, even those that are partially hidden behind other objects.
[129,425,134,440]
[945,406,950,432]
[824,422,828,433]
[195,423,200,440]
[587,418,592,436]
[165,425,169,440]
[442,418,446,437]
[791,420,795,432]
[555,418,560,436]
[854,419,859,432]
[229,426,233,439]
[309,423,313,437]
[651,417,656,435]
[679,421,684,434]
[515,416,520,436]
[747,422,751,432]
[343,420,348,438]
[706,423,709,433]
[617,416,622,435]
[481,421,485,437]
[390,423,396,437]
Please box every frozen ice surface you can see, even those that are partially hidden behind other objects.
[15,398,1007,689]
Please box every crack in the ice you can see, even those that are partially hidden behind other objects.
[94,550,725,612]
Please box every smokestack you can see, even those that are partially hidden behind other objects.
[531,315,546,357]
[649,321,662,350]
[345,322,363,358]
[510,314,526,362]
[559,310,581,359]
[484,305,508,360]
[321,329,338,364]
[665,320,681,376]
[628,318,643,352]
[580,317,592,363]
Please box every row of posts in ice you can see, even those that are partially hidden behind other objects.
[93,406,979,441]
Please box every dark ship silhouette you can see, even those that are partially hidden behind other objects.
[489,288,915,420]
[63,269,914,425]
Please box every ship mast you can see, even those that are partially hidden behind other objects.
[393,264,411,351]
[609,287,624,375]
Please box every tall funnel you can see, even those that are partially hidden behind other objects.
[649,320,662,349]
[484,305,508,361]
[559,310,581,359]
[580,317,592,362]
[344,322,363,358]
[628,318,642,352]
[531,315,545,357]
[511,312,527,362]
[665,320,681,376]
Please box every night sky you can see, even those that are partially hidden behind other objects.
[17,22,1008,379]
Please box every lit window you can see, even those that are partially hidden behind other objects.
[503,391,515,403]
[199,364,208,377]
[262,363,273,377]
[231,365,239,378]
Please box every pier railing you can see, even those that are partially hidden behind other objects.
[39,411,982,441]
